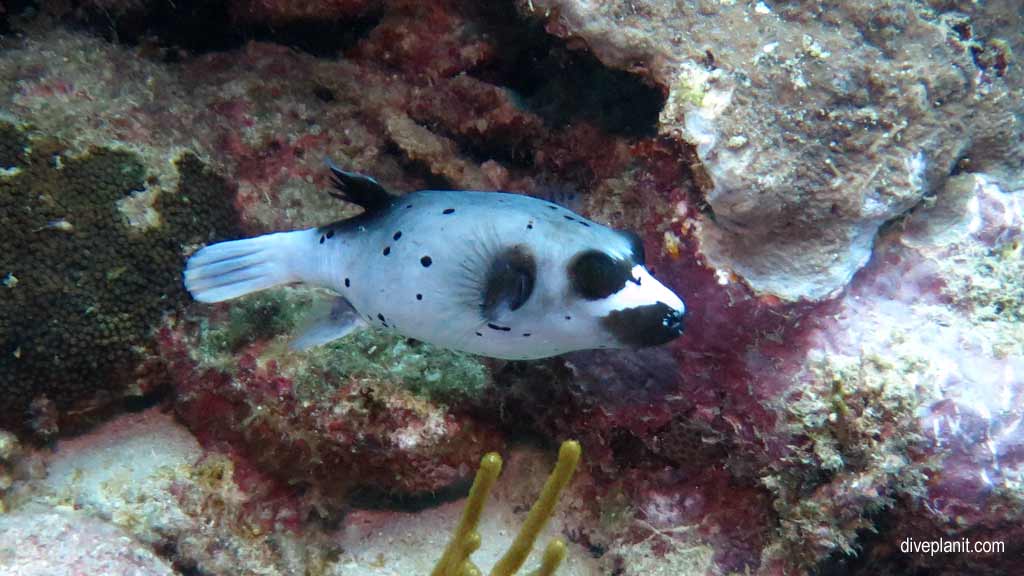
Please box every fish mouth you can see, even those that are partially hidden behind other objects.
[664,307,685,335]
[601,302,685,348]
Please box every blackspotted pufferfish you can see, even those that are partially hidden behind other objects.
[184,162,685,360]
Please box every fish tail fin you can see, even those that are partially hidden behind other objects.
[184,230,316,303]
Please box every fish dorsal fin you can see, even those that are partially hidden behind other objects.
[325,158,395,214]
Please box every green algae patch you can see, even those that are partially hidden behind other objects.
[188,286,490,404]
[199,291,311,356]
[0,122,240,431]
[305,329,490,403]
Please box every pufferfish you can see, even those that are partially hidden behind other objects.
[183,162,685,360]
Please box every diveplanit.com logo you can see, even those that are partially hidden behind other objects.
[901,537,1005,556]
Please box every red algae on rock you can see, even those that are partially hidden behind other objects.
[157,290,502,501]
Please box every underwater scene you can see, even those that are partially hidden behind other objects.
[0,1,1021,575]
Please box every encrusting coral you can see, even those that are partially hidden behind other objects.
[433,440,580,576]
[0,123,240,433]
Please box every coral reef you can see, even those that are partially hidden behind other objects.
[0,409,599,575]
[483,174,1023,574]
[0,1,1020,575]
[5,408,330,574]
[521,0,1023,301]
[0,126,239,432]
[159,287,500,499]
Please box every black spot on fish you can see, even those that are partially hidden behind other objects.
[443,208,455,215]
[326,230,334,239]
[522,333,531,337]
[383,246,391,256]
[547,205,558,210]
[527,223,533,230]
[377,313,387,326]
[406,204,413,209]
[564,215,575,222]
[487,323,511,332]
[475,331,483,336]
[393,231,402,241]
[345,278,350,287]
[421,256,432,267]
[416,293,423,300]
[319,235,326,244]
[579,221,591,228]
[565,315,572,320]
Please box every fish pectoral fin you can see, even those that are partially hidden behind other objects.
[290,296,367,350]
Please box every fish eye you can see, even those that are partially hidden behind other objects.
[482,244,536,318]
[568,249,633,300]
[622,230,646,265]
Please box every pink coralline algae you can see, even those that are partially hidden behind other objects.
[0,1,1021,575]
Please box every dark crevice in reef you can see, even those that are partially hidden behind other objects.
[47,0,382,58]
[77,0,240,53]
[0,0,37,34]
[247,14,384,58]
[347,476,475,513]
[381,141,459,192]
[465,3,665,139]
[390,2,667,174]
[447,128,539,175]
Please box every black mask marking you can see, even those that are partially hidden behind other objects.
[482,244,536,319]
[569,250,633,300]
[601,302,684,348]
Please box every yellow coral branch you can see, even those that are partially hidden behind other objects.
[527,539,567,576]
[432,453,503,576]
[434,441,581,576]
[490,440,581,576]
